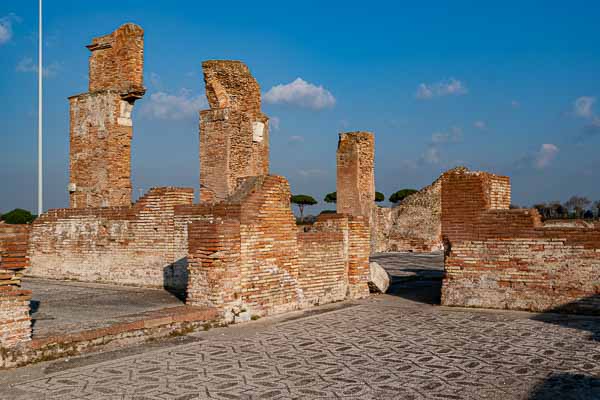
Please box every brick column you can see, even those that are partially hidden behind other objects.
[347,216,370,299]
[69,23,146,208]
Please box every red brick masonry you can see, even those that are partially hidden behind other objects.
[187,175,370,319]
[0,224,32,349]
[441,169,600,314]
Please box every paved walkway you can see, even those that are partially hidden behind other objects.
[2,253,599,399]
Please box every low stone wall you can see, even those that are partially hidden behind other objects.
[29,187,194,291]
[441,169,600,314]
[187,175,370,319]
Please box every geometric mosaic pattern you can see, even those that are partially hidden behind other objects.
[8,293,600,399]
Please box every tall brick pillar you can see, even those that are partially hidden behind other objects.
[199,60,270,202]
[69,23,146,208]
[336,132,375,218]
[336,132,377,251]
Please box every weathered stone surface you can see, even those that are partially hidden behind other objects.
[441,168,600,314]
[372,167,467,253]
[368,261,390,293]
[29,188,194,291]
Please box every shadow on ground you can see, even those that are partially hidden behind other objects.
[371,252,444,305]
[528,373,600,399]
[531,295,600,342]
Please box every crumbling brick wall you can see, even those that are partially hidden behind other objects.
[187,175,370,319]
[29,188,194,291]
[69,23,145,208]
[441,169,600,314]
[372,167,468,253]
[0,223,32,349]
[199,61,269,202]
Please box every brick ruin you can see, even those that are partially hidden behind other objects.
[372,167,469,253]
[2,22,598,362]
[199,61,269,202]
[0,24,372,356]
[69,23,145,208]
[336,132,375,219]
[441,168,600,314]
[335,132,446,254]
[186,176,369,318]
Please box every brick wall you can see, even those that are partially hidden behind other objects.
[441,169,600,314]
[199,61,269,202]
[0,223,32,348]
[69,24,146,209]
[187,175,370,319]
[29,188,194,291]
[298,214,350,306]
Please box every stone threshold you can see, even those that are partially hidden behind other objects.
[2,305,218,369]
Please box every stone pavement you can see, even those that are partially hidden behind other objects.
[1,253,599,399]
[23,278,184,338]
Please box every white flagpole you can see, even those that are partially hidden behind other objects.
[37,0,43,215]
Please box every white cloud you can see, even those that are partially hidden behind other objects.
[288,135,304,143]
[431,126,462,144]
[421,145,440,164]
[298,169,326,178]
[574,96,596,118]
[264,78,336,110]
[140,90,207,120]
[0,14,20,45]
[16,57,60,77]
[474,120,486,130]
[270,116,280,131]
[416,78,468,100]
[148,72,162,89]
[534,144,559,169]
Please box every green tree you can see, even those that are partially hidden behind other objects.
[324,192,337,204]
[290,194,317,219]
[594,201,600,218]
[375,191,385,202]
[1,208,36,224]
[564,196,591,218]
[389,189,417,204]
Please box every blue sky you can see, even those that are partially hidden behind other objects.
[2,1,600,214]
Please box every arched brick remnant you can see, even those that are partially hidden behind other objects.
[199,61,270,203]
[69,23,146,208]
[336,132,375,219]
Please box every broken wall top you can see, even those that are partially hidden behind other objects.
[87,23,145,98]
[202,60,262,117]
